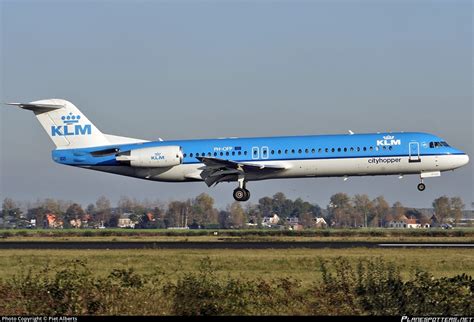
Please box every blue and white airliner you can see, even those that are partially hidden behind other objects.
[6,99,469,201]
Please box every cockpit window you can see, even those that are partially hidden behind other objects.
[429,141,450,148]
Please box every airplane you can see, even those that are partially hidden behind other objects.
[5,99,470,201]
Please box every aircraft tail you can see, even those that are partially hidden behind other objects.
[5,99,145,149]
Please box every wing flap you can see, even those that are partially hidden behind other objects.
[196,156,288,187]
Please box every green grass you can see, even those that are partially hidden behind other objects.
[0,248,472,286]
[0,248,472,315]
[1,227,473,242]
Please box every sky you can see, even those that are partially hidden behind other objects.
[0,0,472,210]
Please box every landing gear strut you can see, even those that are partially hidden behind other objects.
[233,178,250,201]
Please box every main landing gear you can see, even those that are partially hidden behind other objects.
[233,178,250,201]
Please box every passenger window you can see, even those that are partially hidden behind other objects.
[238,151,242,155]
[318,148,322,153]
[363,147,367,151]
[291,149,295,154]
[325,148,328,153]
[369,147,373,151]
[232,151,235,156]
[190,153,193,157]
[244,151,248,155]
[298,149,302,154]
[305,149,309,153]
[278,150,282,154]
[389,146,393,150]
[196,153,200,157]
[337,148,341,152]
[344,148,347,152]
[220,152,223,156]
[285,149,288,154]
[208,152,211,156]
[271,150,274,155]
[350,147,354,152]
[357,147,360,152]
[331,148,335,153]
[183,153,187,158]
[214,152,217,156]
[311,148,315,153]
[226,152,229,156]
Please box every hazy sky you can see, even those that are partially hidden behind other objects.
[1,0,472,209]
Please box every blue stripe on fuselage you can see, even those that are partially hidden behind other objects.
[51,132,466,166]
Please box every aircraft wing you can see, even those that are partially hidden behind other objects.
[196,156,288,187]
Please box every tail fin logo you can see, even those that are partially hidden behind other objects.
[61,113,81,125]
[51,113,91,137]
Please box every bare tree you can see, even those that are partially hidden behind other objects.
[2,198,21,227]
[392,201,405,220]
[353,194,373,228]
[432,196,451,224]
[64,203,85,228]
[228,202,246,228]
[95,196,112,226]
[327,193,352,228]
[371,196,389,227]
[191,193,218,227]
[449,197,465,225]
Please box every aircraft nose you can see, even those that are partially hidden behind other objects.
[454,153,470,168]
[461,154,469,166]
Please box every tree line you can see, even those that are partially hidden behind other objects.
[0,193,466,229]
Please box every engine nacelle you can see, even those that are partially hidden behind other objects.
[116,146,183,168]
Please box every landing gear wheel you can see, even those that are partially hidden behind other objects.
[243,189,250,201]
[233,188,251,201]
[233,188,247,201]
[417,183,426,192]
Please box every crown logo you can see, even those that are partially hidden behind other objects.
[61,113,81,125]
[383,135,394,140]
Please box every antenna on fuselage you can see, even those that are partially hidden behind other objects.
[348,130,354,135]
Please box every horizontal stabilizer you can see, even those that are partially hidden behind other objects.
[5,102,64,114]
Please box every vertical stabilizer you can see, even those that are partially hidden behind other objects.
[6,99,111,149]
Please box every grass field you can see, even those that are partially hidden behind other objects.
[0,246,472,315]
[1,228,473,242]
[0,248,472,285]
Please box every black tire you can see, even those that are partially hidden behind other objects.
[417,183,426,192]
[243,189,251,201]
[233,188,246,201]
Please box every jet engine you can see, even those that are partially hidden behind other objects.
[116,146,183,168]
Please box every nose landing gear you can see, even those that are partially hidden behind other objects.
[417,183,426,191]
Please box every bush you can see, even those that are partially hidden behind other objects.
[165,257,306,315]
[312,257,473,315]
[0,257,471,315]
